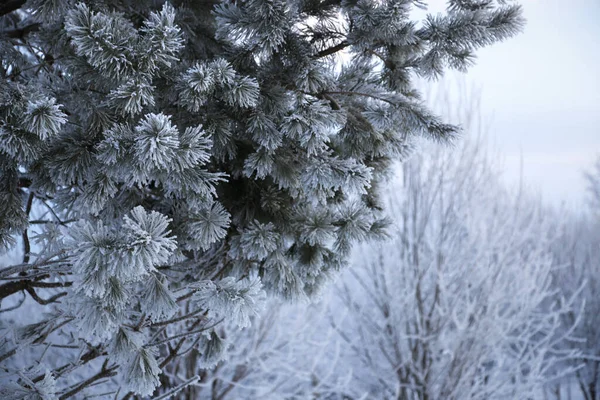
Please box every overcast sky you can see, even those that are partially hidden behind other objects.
[422,0,600,206]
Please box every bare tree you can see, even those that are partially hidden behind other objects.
[586,158,600,214]
[151,298,352,400]
[547,158,600,400]
[329,136,580,400]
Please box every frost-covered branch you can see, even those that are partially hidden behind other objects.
[0,0,523,396]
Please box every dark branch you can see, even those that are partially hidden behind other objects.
[25,287,68,305]
[2,23,41,39]
[23,191,35,264]
[0,347,17,363]
[31,281,72,288]
[30,219,77,225]
[316,40,349,58]
[59,360,118,400]
[17,177,32,188]
[151,309,207,327]
[0,279,32,301]
[0,252,69,278]
[0,0,26,17]
[323,90,396,105]
[0,275,70,303]
[33,346,106,383]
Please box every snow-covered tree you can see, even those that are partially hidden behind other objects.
[587,158,600,215]
[546,158,600,400]
[152,299,351,399]
[0,0,523,397]
[329,135,580,399]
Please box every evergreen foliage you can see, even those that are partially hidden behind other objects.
[0,0,522,396]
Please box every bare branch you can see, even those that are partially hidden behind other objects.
[316,40,349,58]
[59,360,118,400]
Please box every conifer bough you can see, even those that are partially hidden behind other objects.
[0,0,523,397]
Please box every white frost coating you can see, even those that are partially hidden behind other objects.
[192,277,266,328]
[0,0,528,397]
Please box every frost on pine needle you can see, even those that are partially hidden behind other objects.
[192,277,266,329]
[237,221,281,261]
[23,98,67,141]
[141,274,178,323]
[0,0,528,396]
[183,202,231,251]
[124,347,162,397]
[0,370,58,400]
[109,326,145,364]
[197,330,226,369]
[121,206,177,269]
[133,113,180,171]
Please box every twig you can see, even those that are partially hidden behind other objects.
[146,319,224,348]
[316,40,349,58]
[176,291,194,302]
[151,375,200,400]
[22,192,35,264]
[0,347,17,363]
[29,219,77,225]
[119,331,195,400]
[0,291,25,313]
[323,90,396,105]
[40,199,67,225]
[2,23,40,39]
[25,287,68,305]
[0,251,69,278]
[33,345,103,383]
[59,360,118,400]
[42,343,80,349]
[31,281,72,288]
[152,309,207,327]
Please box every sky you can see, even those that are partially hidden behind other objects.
[421,0,600,206]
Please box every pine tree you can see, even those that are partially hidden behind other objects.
[0,0,523,396]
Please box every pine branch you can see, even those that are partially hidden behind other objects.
[2,23,41,39]
[32,345,105,384]
[0,347,17,363]
[0,279,33,302]
[158,337,188,369]
[151,375,199,400]
[22,192,35,264]
[40,199,68,225]
[120,318,206,400]
[151,309,207,327]
[29,219,77,225]
[59,360,118,400]
[0,0,529,396]
[0,317,72,362]
[316,40,349,58]
[176,291,195,302]
[0,273,70,302]
[323,90,395,106]
[146,319,223,348]
[31,281,72,288]
[25,287,68,305]
[0,252,68,278]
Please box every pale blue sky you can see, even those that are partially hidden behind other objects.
[423,0,600,206]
